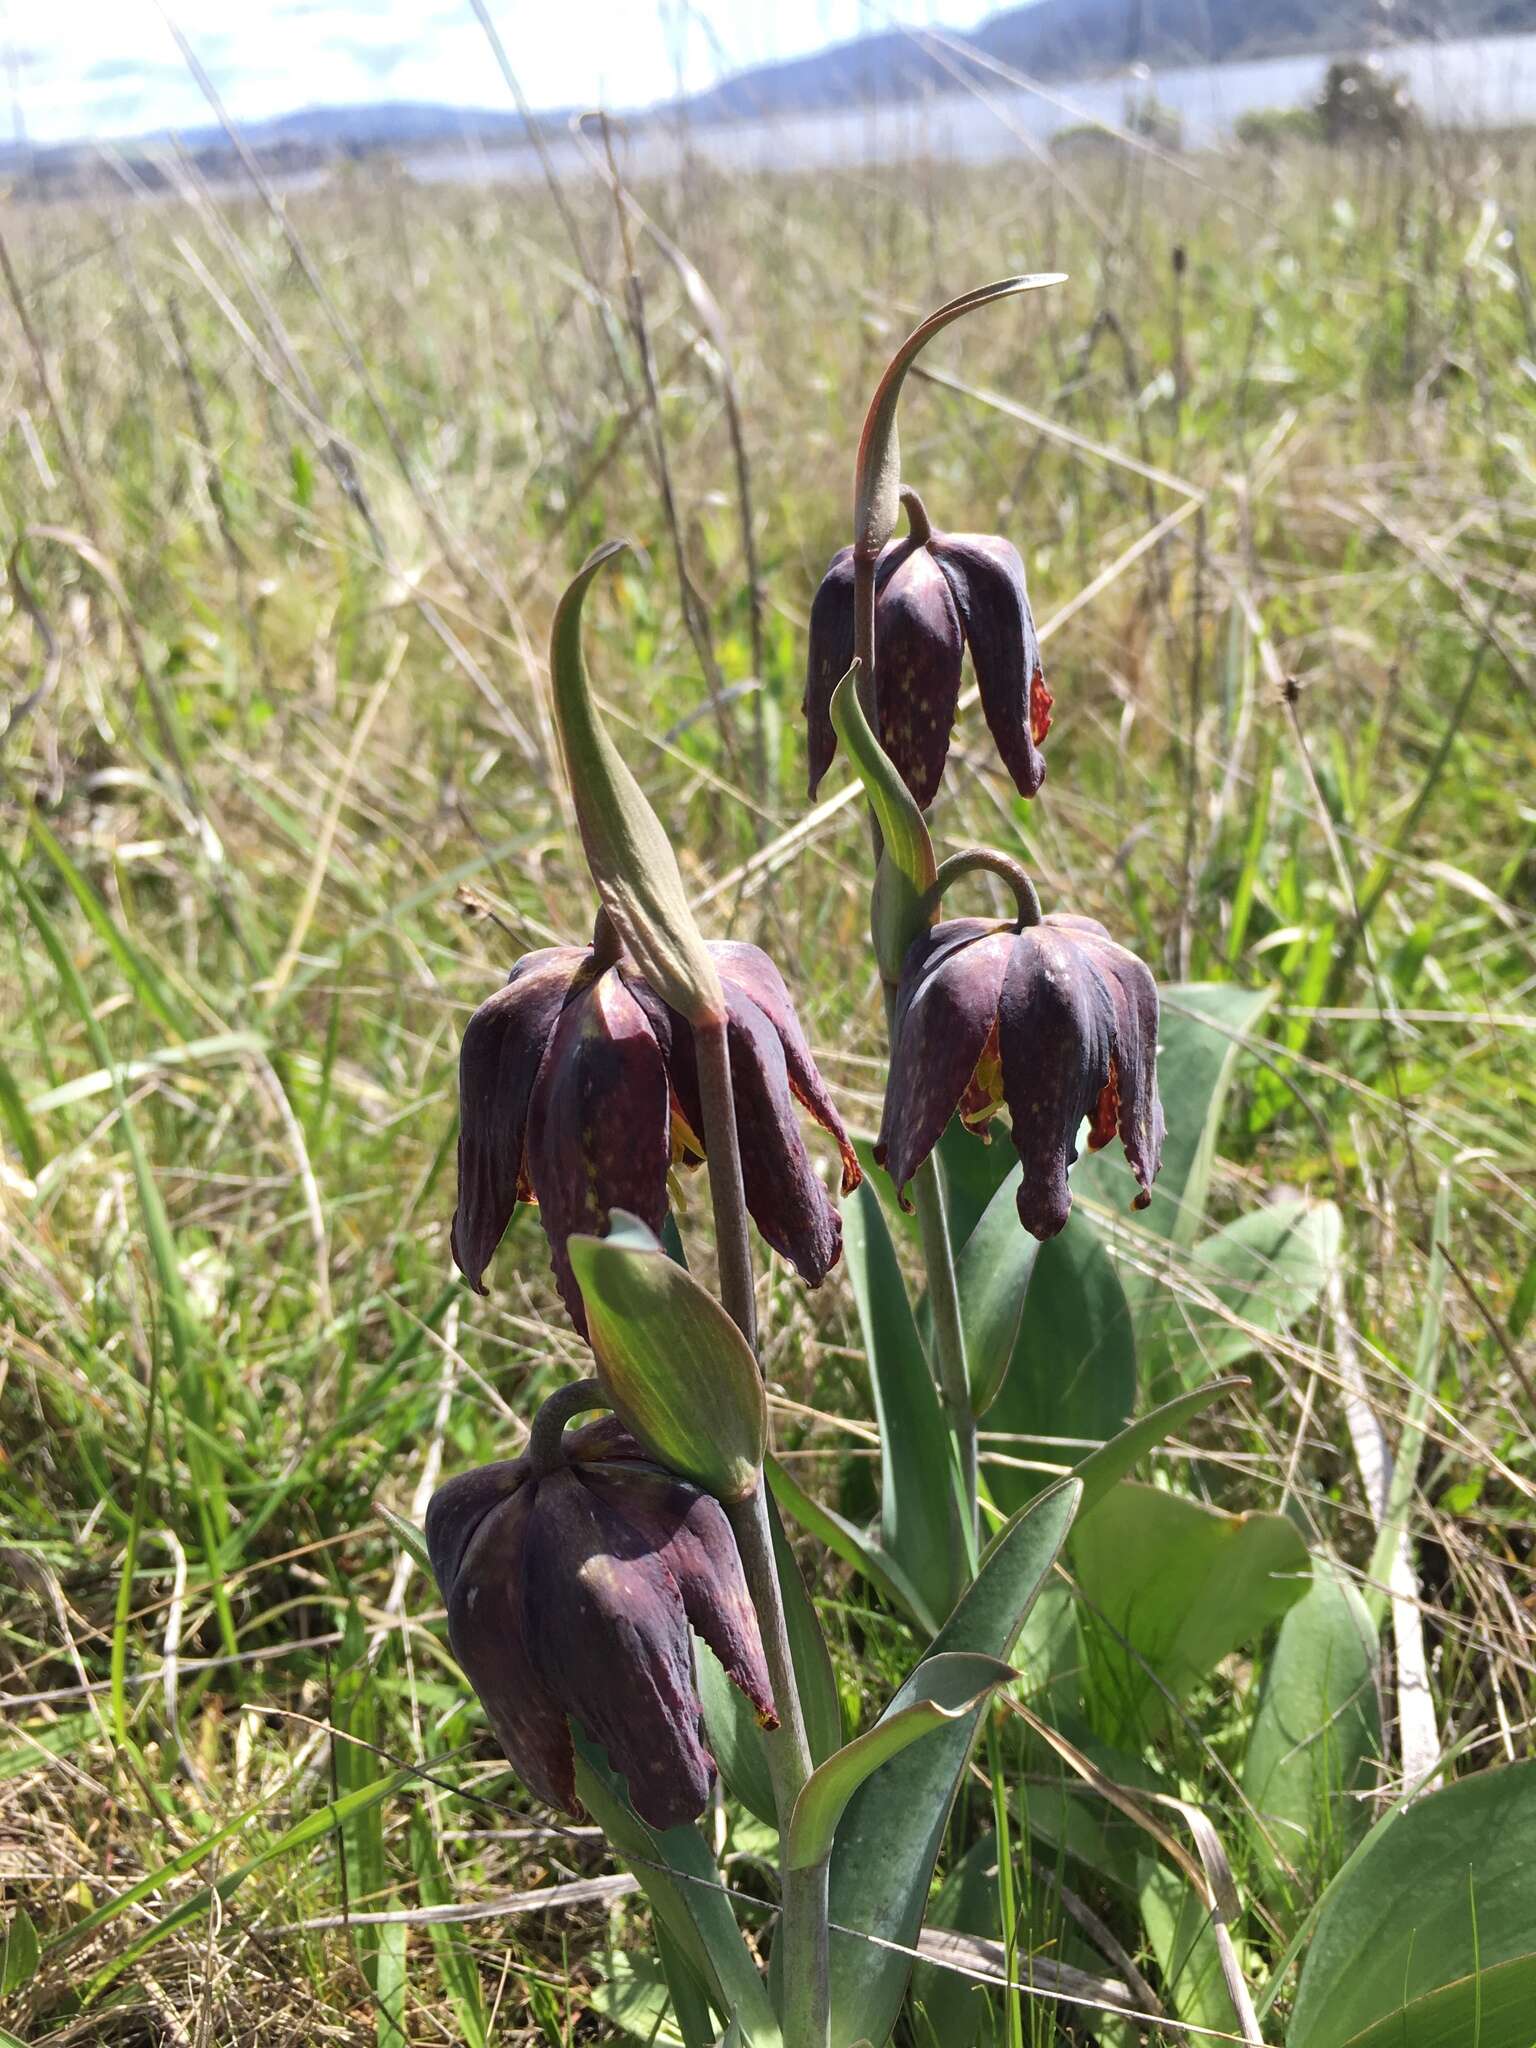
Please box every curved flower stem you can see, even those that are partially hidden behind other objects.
[695,1013,758,1354]
[527,1376,607,1475]
[898,484,933,545]
[695,1013,824,2047]
[910,1158,980,1572]
[920,848,1043,931]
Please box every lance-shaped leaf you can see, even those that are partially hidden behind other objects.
[550,543,724,1026]
[829,665,937,982]
[568,1212,766,1502]
[951,1166,1039,1415]
[826,1477,1081,2046]
[853,273,1067,557]
[573,1744,783,2046]
[1071,1377,1249,1522]
[785,1654,1016,1871]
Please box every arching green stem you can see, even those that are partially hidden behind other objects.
[527,1377,608,1476]
[919,849,1043,931]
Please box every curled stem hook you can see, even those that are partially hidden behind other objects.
[591,904,625,973]
[527,1377,608,1477]
[920,848,1043,931]
[898,485,932,546]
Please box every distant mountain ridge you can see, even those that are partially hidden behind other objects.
[679,0,1536,122]
[7,0,1535,189]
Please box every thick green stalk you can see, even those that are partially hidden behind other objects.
[696,1016,825,2048]
[781,1853,831,2048]
[695,1012,759,1355]
[910,1156,979,1569]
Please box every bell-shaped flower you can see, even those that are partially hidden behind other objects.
[804,491,1051,811]
[452,935,861,1332]
[877,913,1164,1239]
[426,1413,777,1831]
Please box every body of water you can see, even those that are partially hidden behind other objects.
[406,30,1536,187]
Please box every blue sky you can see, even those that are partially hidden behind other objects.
[3,0,999,146]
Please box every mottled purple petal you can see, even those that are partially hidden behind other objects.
[876,919,1014,1199]
[451,947,590,1293]
[525,970,671,1337]
[661,984,844,1283]
[804,546,855,799]
[443,1481,579,1816]
[723,985,846,1284]
[710,942,862,1195]
[1042,916,1164,1204]
[873,540,964,809]
[426,1456,529,1601]
[524,1469,714,1831]
[931,533,1049,799]
[997,926,1118,1239]
[582,1463,777,1728]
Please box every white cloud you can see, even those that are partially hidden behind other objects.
[2,0,996,146]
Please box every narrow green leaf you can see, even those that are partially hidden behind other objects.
[6,849,238,1659]
[77,1771,412,1997]
[786,1654,1015,1870]
[828,666,936,980]
[853,274,1067,555]
[373,1914,408,2048]
[375,1500,433,1576]
[697,1641,779,1830]
[950,1165,1039,1416]
[826,1478,1080,2047]
[1070,1378,1247,1522]
[0,1049,41,1179]
[550,544,722,1023]
[569,1211,765,1500]
[841,1180,961,1625]
[1139,1858,1238,2034]
[0,1713,92,1782]
[26,1030,266,1114]
[25,811,196,1036]
[655,1920,720,2048]
[588,1951,689,2045]
[766,1489,844,1770]
[573,1744,782,2047]
[1288,1761,1536,2048]
[908,1831,1002,2048]
[766,1456,940,1637]
[1,1907,40,1996]
[408,1807,490,2048]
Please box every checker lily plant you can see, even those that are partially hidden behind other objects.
[425,280,1224,2048]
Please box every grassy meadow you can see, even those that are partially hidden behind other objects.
[2,113,1535,2044]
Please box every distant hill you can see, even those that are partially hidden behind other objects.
[7,0,1536,193]
[679,0,1536,121]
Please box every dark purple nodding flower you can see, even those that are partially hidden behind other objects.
[426,1416,776,1831]
[452,940,862,1333]
[804,499,1052,811]
[876,914,1164,1239]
